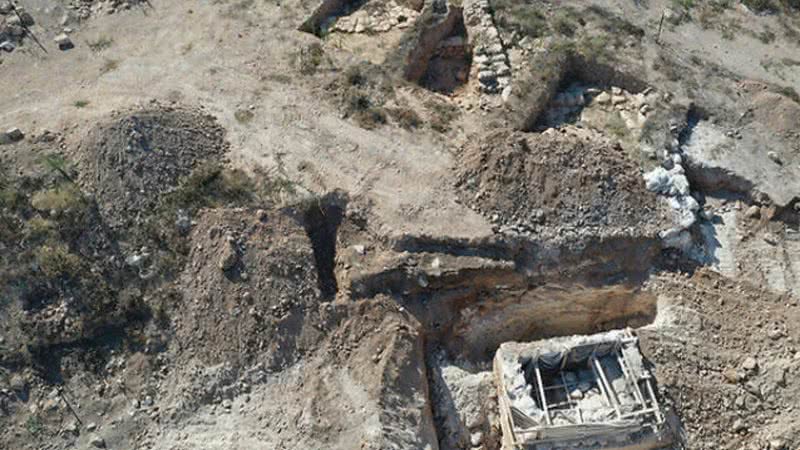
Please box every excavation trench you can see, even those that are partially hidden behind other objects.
[299,192,347,298]
[514,51,648,132]
[342,235,662,449]
[417,271,657,450]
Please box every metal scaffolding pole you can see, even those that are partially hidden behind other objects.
[591,356,622,419]
[617,350,647,409]
[644,377,664,424]
[534,364,551,426]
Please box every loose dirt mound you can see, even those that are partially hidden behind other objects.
[171,207,324,370]
[76,105,229,229]
[455,129,671,238]
[641,270,800,450]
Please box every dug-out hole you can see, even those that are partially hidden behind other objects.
[299,0,369,37]
[434,283,658,363]
[522,52,648,132]
[300,192,347,298]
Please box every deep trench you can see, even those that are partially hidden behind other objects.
[301,194,346,298]
[364,235,663,449]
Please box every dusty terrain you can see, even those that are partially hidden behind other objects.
[1,0,800,449]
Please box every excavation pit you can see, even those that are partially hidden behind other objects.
[494,329,671,450]
[534,83,650,138]
[419,19,471,94]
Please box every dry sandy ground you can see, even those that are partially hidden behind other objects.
[1,0,490,241]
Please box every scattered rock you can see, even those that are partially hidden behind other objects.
[732,418,746,433]
[0,127,23,144]
[54,33,74,50]
[767,151,782,165]
[744,205,761,219]
[218,242,238,271]
[742,357,758,372]
[89,435,106,448]
[594,92,611,104]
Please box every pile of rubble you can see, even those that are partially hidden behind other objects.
[330,1,419,33]
[0,3,33,52]
[62,0,145,20]
[463,0,510,97]
[643,120,700,253]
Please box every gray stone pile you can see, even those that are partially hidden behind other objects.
[331,1,419,34]
[463,0,511,98]
[0,3,33,52]
[62,0,144,20]
[644,123,699,252]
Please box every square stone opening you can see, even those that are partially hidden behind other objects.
[493,329,671,450]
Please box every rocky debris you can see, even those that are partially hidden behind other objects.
[456,129,671,240]
[463,0,510,97]
[331,1,419,33]
[54,33,73,50]
[644,119,700,252]
[539,84,651,134]
[641,271,800,449]
[61,0,144,20]
[89,435,106,448]
[217,240,238,271]
[429,353,500,450]
[75,105,229,229]
[0,127,23,144]
[0,4,33,48]
[681,89,800,208]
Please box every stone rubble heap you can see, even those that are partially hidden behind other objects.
[644,123,699,252]
[0,3,33,52]
[62,0,144,20]
[463,0,511,98]
[331,1,419,34]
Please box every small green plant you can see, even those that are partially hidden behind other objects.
[743,0,775,12]
[100,58,119,74]
[74,100,90,108]
[297,43,326,75]
[425,99,460,133]
[775,85,800,103]
[31,185,84,214]
[491,0,548,39]
[605,112,629,139]
[34,244,82,278]
[758,27,777,43]
[388,107,422,130]
[672,0,695,10]
[25,415,43,436]
[24,217,57,243]
[88,36,113,52]
[234,109,255,124]
[552,12,578,37]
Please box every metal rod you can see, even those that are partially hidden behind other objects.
[617,351,647,409]
[592,356,622,419]
[534,364,551,426]
[559,372,573,410]
[644,378,664,424]
[620,407,659,420]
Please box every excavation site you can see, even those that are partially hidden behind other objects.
[2,0,800,450]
